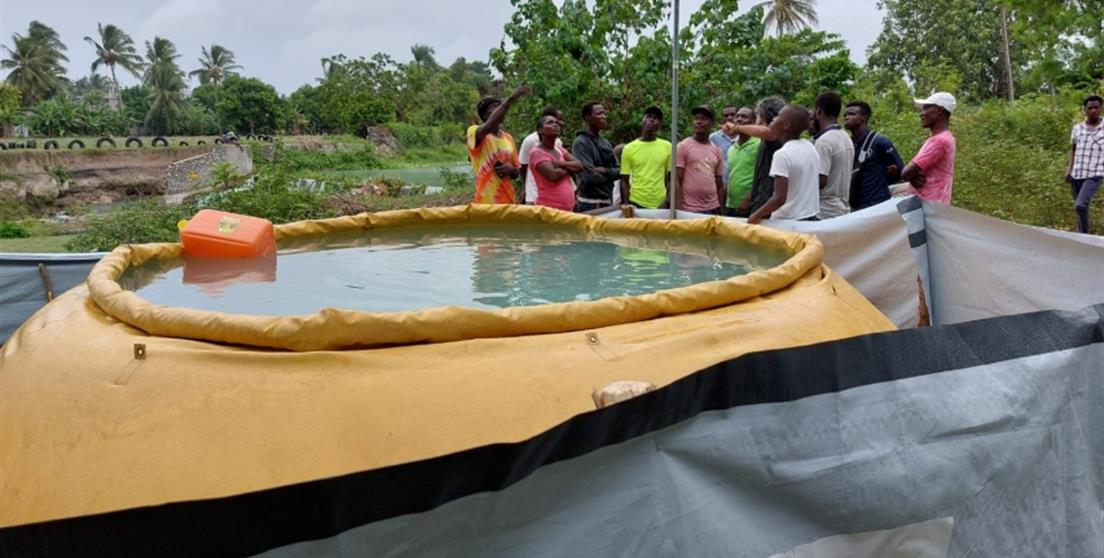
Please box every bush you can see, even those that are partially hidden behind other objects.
[0,220,30,238]
[438,166,471,190]
[387,122,438,149]
[262,142,382,173]
[66,199,192,251]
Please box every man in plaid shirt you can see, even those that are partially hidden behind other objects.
[1066,94,1103,234]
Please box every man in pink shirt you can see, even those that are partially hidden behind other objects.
[676,106,725,214]
[902,92,957,204]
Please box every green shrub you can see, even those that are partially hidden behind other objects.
[66,199,192,251]
[262,143,382,172]
[0,220,30,238]
[439,166,471,190]
[387,122,438,149]
[201,170,339,223]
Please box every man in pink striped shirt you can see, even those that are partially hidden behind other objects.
[902,92,957,205]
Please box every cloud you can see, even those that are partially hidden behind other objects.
[138,0,222,41]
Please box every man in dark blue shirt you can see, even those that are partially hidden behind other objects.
[843,101,905,210]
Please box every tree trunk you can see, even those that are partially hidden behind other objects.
[999,5,1015,101]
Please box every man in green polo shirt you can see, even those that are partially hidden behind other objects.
[620,106,672,208]
[723,106,759,217]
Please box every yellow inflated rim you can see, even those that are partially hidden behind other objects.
[85,204,823,350]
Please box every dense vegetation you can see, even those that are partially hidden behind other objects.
[0,0,1101,251]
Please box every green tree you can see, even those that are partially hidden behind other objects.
[288,84,323,133]
[0,83,24,132]
[27,95,85,136]
[85,23,144,105]
[215,75,282,134]
[188,44,242,98]
[142,37,187,135]
[120,84,152,128]
[754,0,819,35]
[410,44,440,70]
[2,23,68,106]
[27,21,68,75]
[317,53,399,135]
[71,73,111,99]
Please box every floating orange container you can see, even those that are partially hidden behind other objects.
[180,209,276,258]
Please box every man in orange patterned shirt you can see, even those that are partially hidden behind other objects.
[467,84,531,204]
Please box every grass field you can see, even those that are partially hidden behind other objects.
[0,235,76,252]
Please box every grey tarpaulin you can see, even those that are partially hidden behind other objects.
[897,198,1104,325]
[0,252,105,344]
[252,306,1102,558]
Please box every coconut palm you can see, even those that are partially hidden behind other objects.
[2,35,65,106]
[189,45,242,88]
[411,44,439,70]
[754,0,818,36]
[144,63,187,135]
[142,37,187,134]
[27,21,68,73]
[143,36,181,83]
[85,23,143,108]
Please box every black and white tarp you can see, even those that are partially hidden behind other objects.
[3,304,1100,557]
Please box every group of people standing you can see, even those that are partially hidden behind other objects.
[466,85,1101,234]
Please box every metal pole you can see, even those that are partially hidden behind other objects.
[668,0,680,220]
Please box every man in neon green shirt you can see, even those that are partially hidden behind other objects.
[724,106,759,217]
[620,106,672,209]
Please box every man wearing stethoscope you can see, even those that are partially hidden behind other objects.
[843,101,906,211]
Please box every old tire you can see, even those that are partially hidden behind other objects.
[67,139,85,149]
[152,137,168,147]
[214,138,223,145]
[179,140,189,146]
[197,140,206,145]
[25,139,36,148]
[43,140,59,150]
[96,137,116,149]
[125,137,142,148]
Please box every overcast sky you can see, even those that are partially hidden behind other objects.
[1,0,885,95]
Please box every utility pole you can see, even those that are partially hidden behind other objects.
[668,0,680,219]
[999,4,1015,101]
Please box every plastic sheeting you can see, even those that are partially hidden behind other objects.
[905,198,1104,325]
[3,304,1098,556]
[0,253,106,342]
[0,205,893,528]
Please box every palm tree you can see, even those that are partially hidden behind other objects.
[85,23,144,108]
[410,44,439,70]
[755,0,818,36]
[27,21,68,74]
[2,35,65,106]
[144,63,187,135]
[189,45,242,88]
[142,37,186,135]
[143,37,181,82]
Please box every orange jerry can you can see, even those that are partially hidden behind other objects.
[180,209,276,258]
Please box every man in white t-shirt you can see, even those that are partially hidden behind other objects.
[748,105,820,224]
[518,107,564,204]
[810,91,853,219]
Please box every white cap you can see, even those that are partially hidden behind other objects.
[914,92,956,114]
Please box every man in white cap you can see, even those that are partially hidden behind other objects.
[901,92,957,204]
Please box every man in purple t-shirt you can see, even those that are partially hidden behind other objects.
[902,92,957,205]
[676,106,725,214]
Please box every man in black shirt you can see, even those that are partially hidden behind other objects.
[844,101,905,210]
[572,102,620,211]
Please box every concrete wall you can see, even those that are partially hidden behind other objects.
[164,144,254,197]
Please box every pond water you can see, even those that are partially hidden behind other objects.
[325,164,472,188]
[119,225,789,315]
